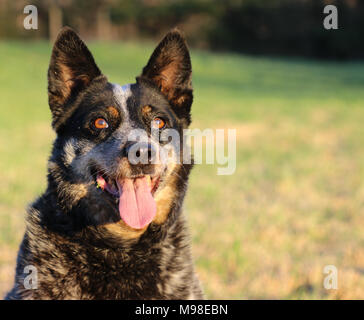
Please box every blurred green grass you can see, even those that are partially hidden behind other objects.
[1,41,364,299]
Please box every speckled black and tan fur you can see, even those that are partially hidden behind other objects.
[6,27,203,300]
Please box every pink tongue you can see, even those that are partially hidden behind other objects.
[116,177,157,229]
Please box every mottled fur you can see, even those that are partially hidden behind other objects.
[6,27,203,300]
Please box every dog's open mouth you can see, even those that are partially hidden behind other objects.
[95,171,160,230]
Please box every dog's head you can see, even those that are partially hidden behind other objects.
[47,27,193,233]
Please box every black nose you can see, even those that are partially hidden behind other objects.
[124,142,156,164]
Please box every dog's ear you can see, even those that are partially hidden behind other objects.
[137,29,193,125]
[48,27,102,128]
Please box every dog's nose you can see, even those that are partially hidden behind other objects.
[124,142,156,164]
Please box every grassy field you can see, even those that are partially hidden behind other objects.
[1,40,364,299]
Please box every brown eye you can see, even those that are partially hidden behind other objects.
[94,118,109,129]
[153,117,166,129]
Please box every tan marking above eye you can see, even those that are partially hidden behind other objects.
[107,106,119,118]
[142,105,152,115]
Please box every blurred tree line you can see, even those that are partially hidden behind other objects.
[0,0,363,59]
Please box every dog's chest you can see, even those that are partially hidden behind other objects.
[33,236,194,299]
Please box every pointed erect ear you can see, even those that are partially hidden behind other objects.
[137,29,193,124]
[48,27,102,128]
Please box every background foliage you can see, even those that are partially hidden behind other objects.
[0,0,363,59]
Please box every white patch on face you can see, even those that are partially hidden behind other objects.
[112,83,132,121]
[63,138,77,165]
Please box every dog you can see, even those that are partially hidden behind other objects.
[5,27,204,299]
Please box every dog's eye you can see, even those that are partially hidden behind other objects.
[94,118,109,129]
[152,117,166,129]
